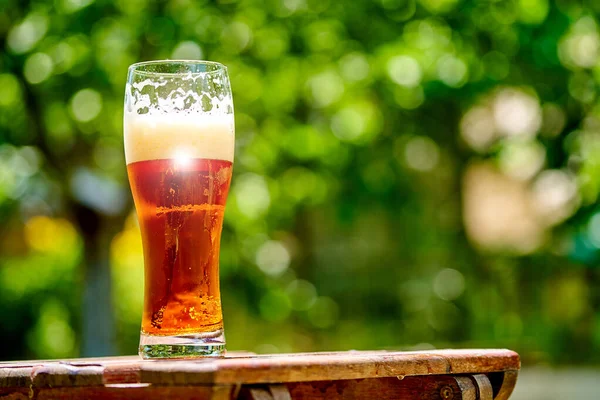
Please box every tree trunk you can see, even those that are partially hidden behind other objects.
[75,205,121,357]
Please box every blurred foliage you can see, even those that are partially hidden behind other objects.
[2,0,600,365]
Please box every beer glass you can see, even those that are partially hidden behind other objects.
[124,61,234,358]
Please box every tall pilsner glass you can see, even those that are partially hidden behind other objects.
[124,61,234,359]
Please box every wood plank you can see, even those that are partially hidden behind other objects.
[0,349,520,389]
[0,392,29,400]
[132,361,218,385]
[0,367,31,388]
[286,375,475,400]
[101,353,254,385]
[208,349,520,384]
[102,361,142,385]
[34,385,226,400]
[100,349,518,386]
[0,356,139,367]
[32,364,105,388]
[0,352,252,368]
[211,353,445,384]
[211,384,238,400]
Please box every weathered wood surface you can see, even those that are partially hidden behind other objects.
[106,349,519,385]
[493,370,519,400]
[472,374,494,399]
[0,349,519,399]
[284,376,477,400]
[240,374,498,400]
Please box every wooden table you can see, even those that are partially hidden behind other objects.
[0,349,519,399]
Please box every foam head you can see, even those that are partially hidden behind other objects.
[124,61,234,165]
[124,113,235,165]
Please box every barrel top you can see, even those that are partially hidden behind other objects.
[0,349,520,388]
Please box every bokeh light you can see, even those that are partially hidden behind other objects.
[7,14,48,54]
[24,53,54,84]
[70,88,103,122]
[256,240,291,277]
[171,41,203,60]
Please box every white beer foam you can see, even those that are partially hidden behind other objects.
[124,113,235,164]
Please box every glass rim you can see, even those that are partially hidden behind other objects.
[128,60,228,77]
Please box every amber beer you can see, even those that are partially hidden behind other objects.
[127,157,232,336]
[124,112,234,359]
[125,60,234,358]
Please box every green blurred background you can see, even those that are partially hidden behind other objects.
[1,0,600,372]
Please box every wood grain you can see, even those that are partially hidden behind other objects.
[0,349,520,399]
[494,370,519,400]
[34,385,230,400]
[269,385,292,400]
[454,376,477,400]
[209,349,519,385]
[32,364,105,388]
[241,387,273,400]
[0,367,31,389]
[471,374,493,400]
[286,375,485,400]
[0,392,29,400]
[90,349,521,386]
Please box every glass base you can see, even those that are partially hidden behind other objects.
[139,329,225,359]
